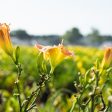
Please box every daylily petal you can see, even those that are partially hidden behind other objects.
[59,44,74,56]
[35,43,74,70]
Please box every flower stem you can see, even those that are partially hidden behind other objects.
[10,53,22,112]
[24,87,40,112]
[24,73,50,112]
[15,80,22,112]
[91,95,94,112]
[91,70,99,112]
[15,63,22,112]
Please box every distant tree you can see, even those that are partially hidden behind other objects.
[86,28,112,46]
[63,27,83,44]
[87,28,100,38]
[87,28,102,44]
[10,29,31,39]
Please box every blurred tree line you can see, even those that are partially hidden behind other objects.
[10,28,112,46]
[63,27,112,45]
[11,29,31,39]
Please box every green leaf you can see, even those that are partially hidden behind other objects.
[15,46,20,64]
[85,69,91,83]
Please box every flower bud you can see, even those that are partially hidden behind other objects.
[0,23,13,56]
[101,48,112,69]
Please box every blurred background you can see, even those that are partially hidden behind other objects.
[0,0,112,47]
[0,0,112,111]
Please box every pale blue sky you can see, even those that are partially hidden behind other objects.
[0,0,112,35]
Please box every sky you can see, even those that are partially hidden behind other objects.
[0,0,112,35]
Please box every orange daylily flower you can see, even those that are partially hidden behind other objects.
[101,48,112,68]
[0,23,13,56]
[35,43,74,71]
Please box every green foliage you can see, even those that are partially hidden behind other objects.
[1,46,112,112]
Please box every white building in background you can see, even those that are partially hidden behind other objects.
[11,36,60,46]
[11,37,36,46]
[100,41,112,48]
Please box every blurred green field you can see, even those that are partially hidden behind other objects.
[0,46,104,112]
